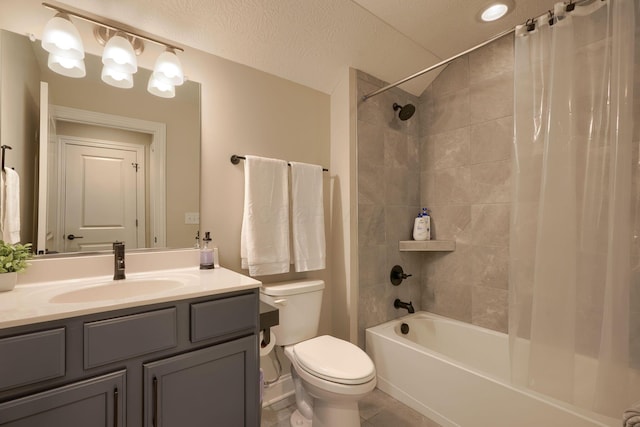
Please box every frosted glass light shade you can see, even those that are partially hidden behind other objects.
[102,33,137,74]
[41,13,84,60]
[147,74,175,98]
[47,53,86,78]
[101,65,133,89]
[152,49,184,86]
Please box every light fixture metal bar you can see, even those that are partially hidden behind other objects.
[42,1,184,52]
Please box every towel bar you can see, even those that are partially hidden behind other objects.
[230,154,328,172]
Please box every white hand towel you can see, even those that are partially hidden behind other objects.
[624,402,640,427]
[1,168,20,244]
[290,161,325,272]
[241,156,290,276]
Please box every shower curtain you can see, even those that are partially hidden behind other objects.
[509,0,640,418]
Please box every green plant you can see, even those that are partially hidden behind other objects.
[0,241,33,273]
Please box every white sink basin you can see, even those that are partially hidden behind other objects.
[50,279,185,303]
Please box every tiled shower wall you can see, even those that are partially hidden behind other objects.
[418,35,514,332]
[356,35,515,345]
[356,71,423,347]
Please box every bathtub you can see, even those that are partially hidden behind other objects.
[365,312,619,427]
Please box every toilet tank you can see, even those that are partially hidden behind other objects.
[260,280,325,346]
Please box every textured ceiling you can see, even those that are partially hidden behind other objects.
[1,0,560,96]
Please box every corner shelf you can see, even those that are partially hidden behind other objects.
[399,240,455,252]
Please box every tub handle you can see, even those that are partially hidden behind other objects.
[390,265,412,286]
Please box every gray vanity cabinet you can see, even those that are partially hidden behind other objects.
[0,370,125,426]
[0,289,260,427]
[144,335,255,426]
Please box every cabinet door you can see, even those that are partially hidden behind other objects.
[144,335,258,427]
[0,370,125,427]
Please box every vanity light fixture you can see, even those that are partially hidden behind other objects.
[147,74,176,98]
[101,66,134,89]
[41,12,84,59]
[480,2,511,22]
[41,12,86,77]
[101,32,138,74]
[100,32,137,88]
[41,2,185,97]
[47,53,86,78]
[147,48,184,97]
[151,48,184,85]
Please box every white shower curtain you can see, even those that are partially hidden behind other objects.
[509,0,640,418]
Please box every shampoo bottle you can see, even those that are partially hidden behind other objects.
[413,212,428,241]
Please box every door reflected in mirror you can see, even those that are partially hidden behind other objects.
[0,29,201,256]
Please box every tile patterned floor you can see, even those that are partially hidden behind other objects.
[261,388,442,427]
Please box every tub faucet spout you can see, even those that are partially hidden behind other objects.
[394,298,414,314]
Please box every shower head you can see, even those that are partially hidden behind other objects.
[393,103,415,121]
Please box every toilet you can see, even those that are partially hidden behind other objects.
[260,280,376,427]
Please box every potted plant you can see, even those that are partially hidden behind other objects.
[0,241,33,292]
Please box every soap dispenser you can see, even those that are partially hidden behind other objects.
[200,232,214,269]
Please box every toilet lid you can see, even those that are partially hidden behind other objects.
[293,335,376,385]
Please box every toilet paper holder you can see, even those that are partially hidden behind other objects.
[261,327,272,347]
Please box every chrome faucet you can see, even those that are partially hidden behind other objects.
[113,242,126,280]
[394,298,415,314]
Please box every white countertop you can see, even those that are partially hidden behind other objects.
[0,266,261,329]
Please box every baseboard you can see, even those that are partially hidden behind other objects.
[262,373,295,407]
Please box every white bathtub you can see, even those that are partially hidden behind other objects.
[365,312,619,427]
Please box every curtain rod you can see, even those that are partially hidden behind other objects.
[361,0,598,101]
[361,26,515,101]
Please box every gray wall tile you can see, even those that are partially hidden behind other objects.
[469,116,513,164]
[357,32,519,341]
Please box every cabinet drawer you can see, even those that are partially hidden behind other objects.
[0,328,65,391]
[84,308,177,369]
[191,294,257,342]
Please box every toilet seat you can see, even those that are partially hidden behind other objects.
[292,335,376,385]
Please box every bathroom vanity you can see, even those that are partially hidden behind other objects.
[0,252,262,426]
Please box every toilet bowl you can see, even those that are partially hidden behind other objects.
[260,280,376,427]
[285,336,376,426]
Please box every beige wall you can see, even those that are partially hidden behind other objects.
[329,68,358,343]
[180,42,333,336]
[0,30,39,244]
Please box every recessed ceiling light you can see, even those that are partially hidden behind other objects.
[481,3,510,22]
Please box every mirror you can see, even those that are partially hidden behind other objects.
[0,28,201,256]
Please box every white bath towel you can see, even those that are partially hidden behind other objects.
[290,161,325,272]
[624,402,640,427]
[241,155,290,276]
[1,168,20,244]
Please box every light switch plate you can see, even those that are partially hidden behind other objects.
[184,212,199,224]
